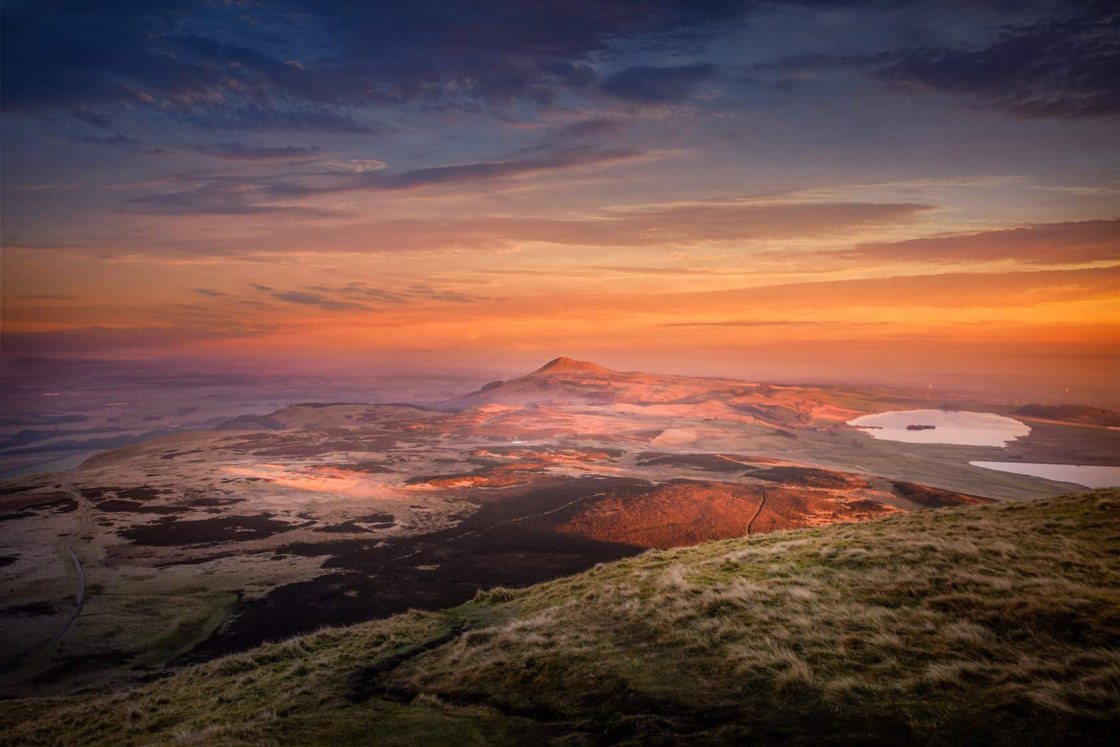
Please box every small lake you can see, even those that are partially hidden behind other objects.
[969,462,1120,488]
[848,409,1030,446]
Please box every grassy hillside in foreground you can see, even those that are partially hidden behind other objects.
[3,491,1119,746]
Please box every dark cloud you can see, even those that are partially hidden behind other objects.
[876,1,1119,119]
[1,3,168,112]
[192,142,322,160]
[842,219,1120,264]
[192,288,227,297]
[287,282,481,307]
[269,290,369,312]
[71,133,143,147]
[599,63,720,103]
[189,105,385,134]
[289,1,750,107]
[71,109,115,128]
[234,282,481,311]
[359,146,647,192]
[542,61,597,88]
[307,283,406,304]
[406,284,479,304]
[547,118,628,144]
[765,2,1119,119]
[11,1,1105,131]
[121,183,341,217]
[126,146,650,215]
[0,1,755,124]
[249,280,480,312]
[336,284,408,303]
[111,143,648,217]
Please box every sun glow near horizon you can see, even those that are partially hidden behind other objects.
[1,1,1117,396]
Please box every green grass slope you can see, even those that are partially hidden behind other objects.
[3,491,1119,746]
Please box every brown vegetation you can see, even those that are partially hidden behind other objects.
[3,491,1117,746]
[748,465,871,489]
[892,480,995,507]
[556,480,893,549]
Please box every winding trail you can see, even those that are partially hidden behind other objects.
[42,542,86,650]
[746,488,767,536]
[43,485,89,648]
[345,625,467,704]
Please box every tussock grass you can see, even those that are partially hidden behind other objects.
[2,490,1119,745]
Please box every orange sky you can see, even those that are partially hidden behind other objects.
[5,215,1117,385]
[2,1,1118,397]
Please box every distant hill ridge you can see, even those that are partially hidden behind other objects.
[1015,403,1120,427]
[456,356,641,407]
[528,356,616,377]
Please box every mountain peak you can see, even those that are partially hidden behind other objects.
[529,357,613,377]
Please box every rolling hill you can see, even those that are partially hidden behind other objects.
[454,357,815,422]
[3,489,1117,745]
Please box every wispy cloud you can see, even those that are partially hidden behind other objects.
[841,220,1120,265]
[118,146,655,216]
[189,105,386,134]
[121,184,344,217]
[192,142,322,161]
[599,63,720,103]
[242,281,484,312]
[269,290,369,312]
[71,133,143,147]
[317,159,388,173]
[1,1,754,121]
[762,3,1120,120]
[265,146,651,198]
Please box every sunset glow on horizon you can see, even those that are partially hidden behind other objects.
[2,1,1117,394]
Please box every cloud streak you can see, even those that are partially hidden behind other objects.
[0,1,754,122]
[600,63,720,103]
[192,142,322,161]
[240,281,483,313]
[874,2,1119,120]
[265,146,651,198]
[120,146,654,215]
[116,194,932,249]
[764,2,1119,120]
[269,290,369,312]
[843,220,1120,265]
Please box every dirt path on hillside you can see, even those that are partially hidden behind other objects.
[44,485,89,648]
[746,488,767,535]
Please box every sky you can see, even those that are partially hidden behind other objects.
[1,1,1118,393]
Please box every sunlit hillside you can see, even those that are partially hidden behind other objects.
[4,490,1117,746]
